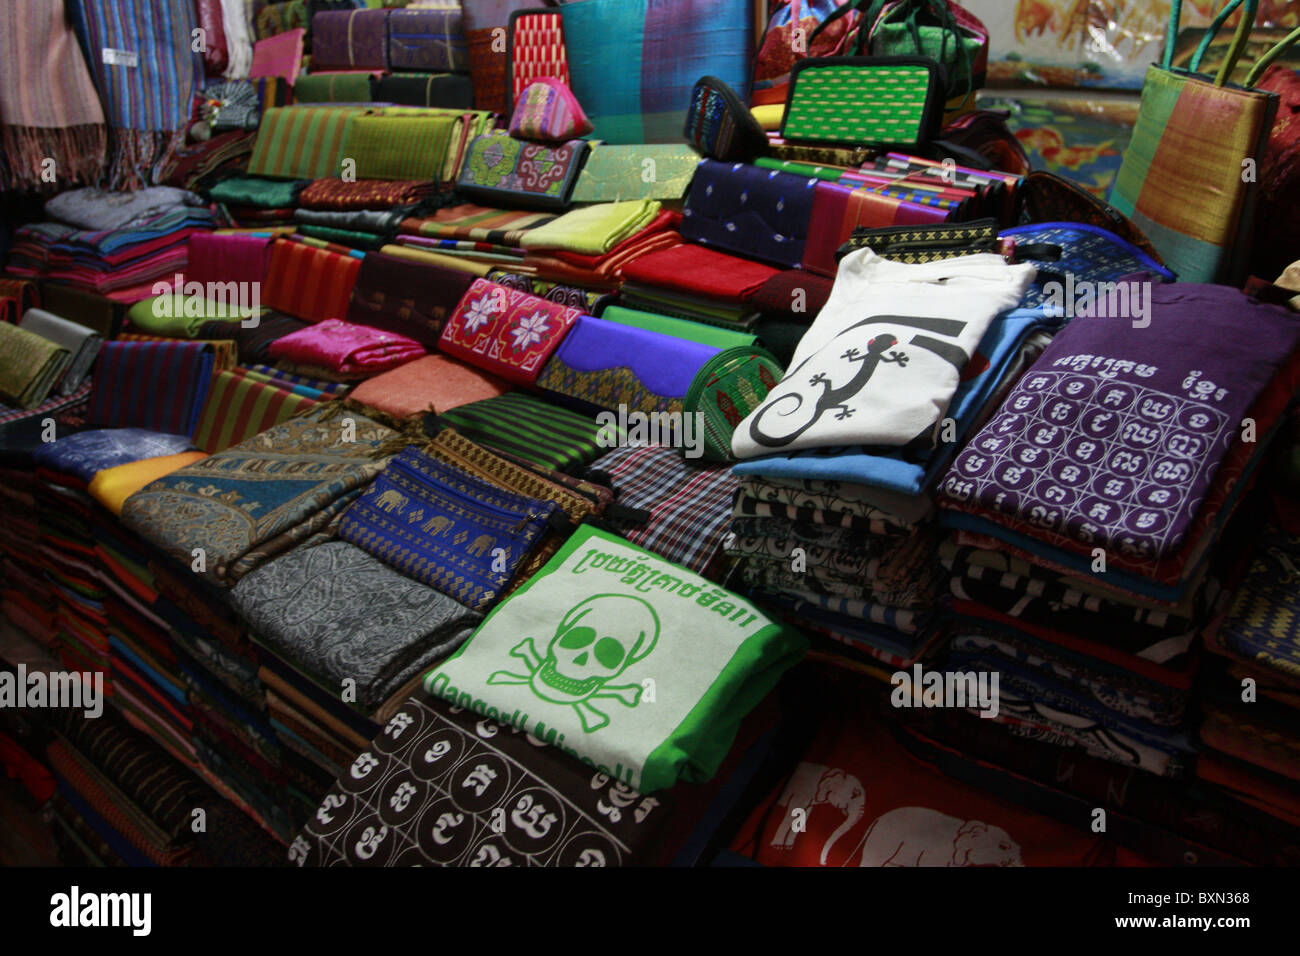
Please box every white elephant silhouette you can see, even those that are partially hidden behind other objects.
[853,807,1023,867]
[770,763,866,865]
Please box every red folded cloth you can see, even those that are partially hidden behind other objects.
[620,241,780,302]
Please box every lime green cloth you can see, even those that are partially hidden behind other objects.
[519,200,661,256]
[126,295,260,338]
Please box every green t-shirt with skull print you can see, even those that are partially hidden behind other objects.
[423,525,807,793]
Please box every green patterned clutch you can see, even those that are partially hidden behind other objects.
[780,56,945,150]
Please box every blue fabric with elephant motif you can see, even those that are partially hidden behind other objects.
[337,446,559,611]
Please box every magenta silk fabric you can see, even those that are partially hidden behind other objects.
[267,319,426,374]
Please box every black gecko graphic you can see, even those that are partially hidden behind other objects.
[747,313,970,449]
[749,332,909,448]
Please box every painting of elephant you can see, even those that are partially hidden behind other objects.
[421,514,453,536]
[466,534,495,558]
[375,490,408,513]
[769,763,866,865]
[853,807,1023,867]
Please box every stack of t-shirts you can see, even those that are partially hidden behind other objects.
[725,250,1039,674]
[1200,521,1300,826]
[267,319,426,381]
[620,241,781,330]
[935,282,1300,777]
[207,174,309,226]
[6,206,216,302]
[520,205,683,289]
[435,391,614,476]
[121,403,397,589]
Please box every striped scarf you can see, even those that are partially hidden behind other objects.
[68,0,204,189]
[435,392,609,475]
[0,0,107,190]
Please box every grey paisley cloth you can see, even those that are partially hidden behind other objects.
[230,541,481,713]
[290,690,671,867]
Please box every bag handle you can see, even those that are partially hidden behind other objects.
[1188,0,1248,72]
[1244,26,1300,87]
[1172,0,1259,85]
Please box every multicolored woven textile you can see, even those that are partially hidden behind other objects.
[311,9,391,71]
[457,131,590,210]
[0,0,106,190]
[400,204,557,247]
[560,0,754,144]
[86,341,214,436]
[463,0,536,115]
[345,249,476,348]
[298,178,436,210]
[438,278,583,386]
[338,446,559,610]
[120,404,395,587]
[570,144,700,203]
[0,323,69,410]
[388,7,467,72]
[506,9,570,107]
[247,107,365,180]
[589,442,739,574]
[68,0,202,189]
[262,238,363,322]
[191,368,319,454]
[435,391,609,475]
[339,112,459,181]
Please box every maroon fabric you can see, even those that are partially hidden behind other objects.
[750,268,835,319]
[1253,65,1300,281]
[197,0,230,76]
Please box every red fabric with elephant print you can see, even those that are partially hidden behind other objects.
[731,703,1123,867]
[439,279,583,386]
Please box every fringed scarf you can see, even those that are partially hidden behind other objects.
[68,0,203,190]
[0,0,107,191]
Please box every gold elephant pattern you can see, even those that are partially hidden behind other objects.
[466,534,495,558]
[375,489,409,514]
[421,514,454,536]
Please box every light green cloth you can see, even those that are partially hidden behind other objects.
[571,143,701,203]
[518,200,661,256]
[424,524,806,792]
[126,295,261,338]
[602,305,758,350]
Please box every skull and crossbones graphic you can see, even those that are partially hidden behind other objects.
[487,594,660,733]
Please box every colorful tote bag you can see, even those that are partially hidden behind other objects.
[506,8,571,113]
[423,523,807,793]
[535,315,721,416]
[337,446,560,610]
[463,0,539,115]
[1110,0,1300,284]
[560,0,754,144]
[456,130,589,210]
[387,7,468,73]
[438,278,583,385]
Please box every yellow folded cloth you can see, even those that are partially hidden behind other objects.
[89,452,209,516]
[751,104,785,130]
[377,244,494,276]
[518,200,661,256]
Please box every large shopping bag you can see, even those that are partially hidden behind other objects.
[1109,0,1300,284]
[561,0,754,144]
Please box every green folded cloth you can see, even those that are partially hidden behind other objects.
[602,305,758,349]
[0,322,70,410]
[127,295,262,338]
[208,175,305,209]
[424,524,806,793]
[571,144,701,203]
[519,199,661,256]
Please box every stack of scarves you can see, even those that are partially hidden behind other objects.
[435,392,611,476]
[267,319,426,379]
[0,0,107,190]
[932,282,1300,778]
[121,404,396,589]
[620,242,781,329]
[67,0,203,189]
[6,206,216,302]
[521,208,684,290]
[396,203,558,259]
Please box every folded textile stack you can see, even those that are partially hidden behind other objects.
[0,322,71,411]
[520,204,683,289]
[267,319,427,381]
[207,174,308,226]
[620,242,780,330]
[935,282,1300,778]
[725,250,1040,676]
[435,391,613,476]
